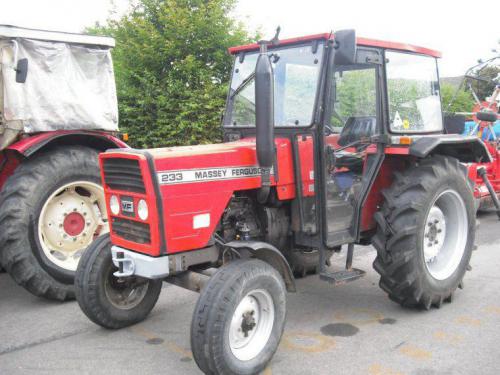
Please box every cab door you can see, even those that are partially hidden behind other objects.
[321,48,384,247]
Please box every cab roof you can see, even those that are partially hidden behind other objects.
[0,25,115,48]
[228,33,441,58]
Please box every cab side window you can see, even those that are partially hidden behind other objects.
[330,66,377,130]
[386,51,443,133]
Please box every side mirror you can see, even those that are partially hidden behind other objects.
[333,29,357,65]
[15,58,28,83]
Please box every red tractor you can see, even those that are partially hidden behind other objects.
[0,26,127,301]
[76,29,489,374]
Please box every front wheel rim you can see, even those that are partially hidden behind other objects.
[104,263,150,310]
[229,289,275,361]
[423,189,468,280]
[38,181,109,272]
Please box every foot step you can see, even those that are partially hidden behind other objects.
[320,268,366,286]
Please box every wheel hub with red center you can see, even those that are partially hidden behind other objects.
[38,181,109,272]
[63,212,86,237]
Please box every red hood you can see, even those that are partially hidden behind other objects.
[149,138,263,171]
[101,137,300,255]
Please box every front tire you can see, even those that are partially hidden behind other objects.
[74,234,162,329]
[0,146,108,301]
[191,259,286,375]
[372,156,475,309]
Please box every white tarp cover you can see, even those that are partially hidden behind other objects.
[1,38,118,133]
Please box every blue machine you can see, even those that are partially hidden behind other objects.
[463,120,500,140]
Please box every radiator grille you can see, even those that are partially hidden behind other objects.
[102,158,146,193]
[112,217,151,244]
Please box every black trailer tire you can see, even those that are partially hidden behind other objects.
[372,155,476,309]
[0,146,108,301]
[191,259,286,375]
[75,234,162,329]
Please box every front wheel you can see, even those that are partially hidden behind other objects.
[191,259,286,375]
[74,234,162,329]
[372,156,476,309]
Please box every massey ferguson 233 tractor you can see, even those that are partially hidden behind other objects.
[0,26,126,301]
[76,29,490,374]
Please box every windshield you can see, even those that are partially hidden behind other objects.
[225,42,324,127]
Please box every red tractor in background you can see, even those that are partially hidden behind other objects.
[76,29,491,374]
[0,26,127,301]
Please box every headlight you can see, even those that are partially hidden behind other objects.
[138,199,149,221]
[109,195,120,215]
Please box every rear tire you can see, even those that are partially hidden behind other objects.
[191,259,286,375]
[0,146,107,301]
[74,234,162,329]
[372,156,475,309]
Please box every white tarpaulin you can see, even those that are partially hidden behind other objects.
[1,38,118,133]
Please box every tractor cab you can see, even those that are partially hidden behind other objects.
[0,25,118,150]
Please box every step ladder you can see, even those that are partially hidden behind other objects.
[320,243,365,286]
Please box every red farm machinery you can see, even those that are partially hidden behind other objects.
[75,29,492,374]
[445,55,500,216]
[0,26,127,301]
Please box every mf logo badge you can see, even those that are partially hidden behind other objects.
[121,196,134,216]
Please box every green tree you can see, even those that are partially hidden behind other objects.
[470,65,500,102]
[89,0,253,148]
[440,82,475,114]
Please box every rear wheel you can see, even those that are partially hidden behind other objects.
[372,156,475,309]
[0,146,108,300]
[191,259,286,375]
[74,234,162,329]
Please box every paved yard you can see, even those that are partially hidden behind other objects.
[1,211,500,375]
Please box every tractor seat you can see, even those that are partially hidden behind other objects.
[335,116,376,173]
[443,114,466,135]
[337,116,377,147]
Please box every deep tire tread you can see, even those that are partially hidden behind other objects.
[372,155,475,309]
[0,146,101,301]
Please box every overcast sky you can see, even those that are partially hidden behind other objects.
[0,0,498,77]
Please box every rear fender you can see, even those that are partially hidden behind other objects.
[7,131,128,157]
[1,131,127,191]
[223,241,296,292]
[409,135,492,163]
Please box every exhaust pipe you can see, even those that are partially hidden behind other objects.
[255,29,279,203]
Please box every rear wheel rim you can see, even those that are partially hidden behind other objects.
[423,189,468,280]
[229,289,275,361]
[38,181,108,272]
